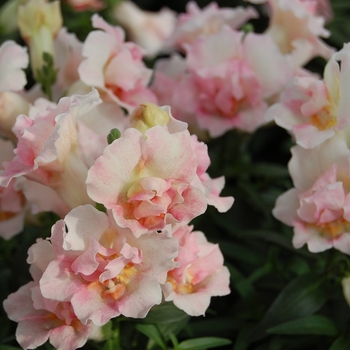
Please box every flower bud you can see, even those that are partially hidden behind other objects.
[17,0,62,79]
[131,102,170,133]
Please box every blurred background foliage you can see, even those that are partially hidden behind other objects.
[2,0,350,350]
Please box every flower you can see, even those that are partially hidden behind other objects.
[153,27,293,137]
[0,40,28,93]
[87,103,233,236]
[39,204,179,324]
[3,237,102,350]
[273,137,350,254]
[0,138,27,240]
[167,1,258,51]
[247,0,334,67]
[162,224,230,316]
[113,1,176,57]
[78,14,156,113]
[86,125,208,236]
[0,90,102,211]
[266,43,350,149]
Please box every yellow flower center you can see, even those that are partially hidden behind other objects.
[310,106,337,131]
[311,218,350,239]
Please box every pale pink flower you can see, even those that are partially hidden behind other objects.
[65,0,105,12]
[151,54,199,131]
[167,1,258,51]
[153,27,292,137]
[162,224,230,316]
[54,28,84,96]
[113,1,176,57]
[247,0,333,21]
[247,0,334,67]
[266,44,350,149]
[0,40,28,92]
[87,109,233,237]
[0,40,29,139]
[273,137,350,254]
[86,125,208,236]
[3,238,102,350]
[189,133,234,212]
[0,138,27,240]
[39,204,179,325]
[78,14,157,113]
[0,90,102,211]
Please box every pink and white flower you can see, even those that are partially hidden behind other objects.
[153,27,293,137]
[113,1,176,57]
[0,138,27,240]
[266,44,350,149]
[54,28,84,97]
[0,40,28,93]
[86,125,208,236]
[247,0,334,67]
[78,14,157,113]
[273,137,350,254]
[3,238,102,350]
[0,90,102,211]
[0,40,29,138]
[167,1,258,51]
[162,224,230,316]
[39,204,179,325]
[87,107,233,236]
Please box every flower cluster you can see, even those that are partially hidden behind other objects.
[271,44,350,255]
[0,3,233,344]
[2,0,348,348]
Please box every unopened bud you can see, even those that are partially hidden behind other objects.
[131,102,170,133]
[17,0,62,79]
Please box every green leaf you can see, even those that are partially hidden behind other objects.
[177,337,231,350]
[267,315,338,336]
[250,274,328,342]
[329,336,350,350]
[135,324,167,350]
[143,303,187,324]
[0,346,23,350]
[142,303,190,339]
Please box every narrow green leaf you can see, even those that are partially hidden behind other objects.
[233,324,255,350]
[178,337,231,350]
[267,315,338,336]
[329,336,350,350]
[143,303,188,325]
[135,324,167,350]
[250,274,328,342]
